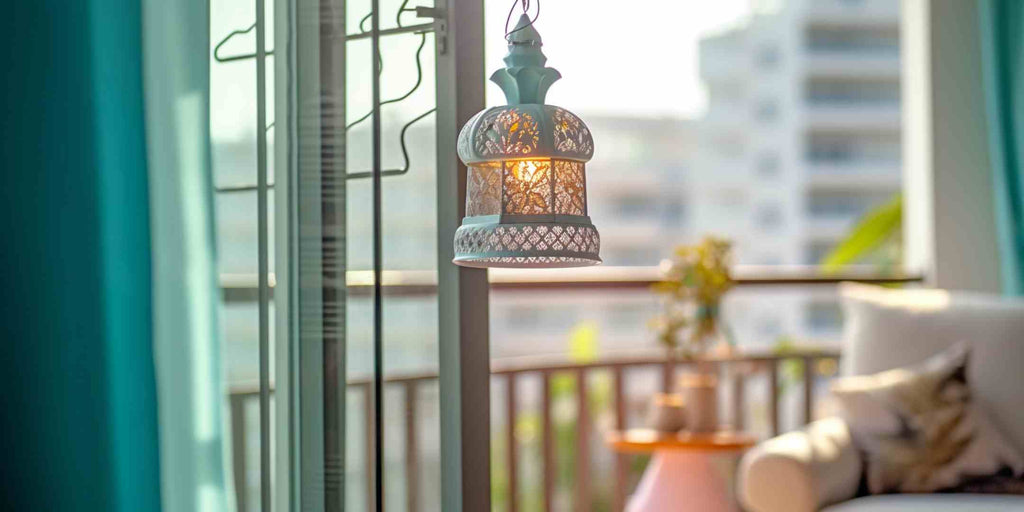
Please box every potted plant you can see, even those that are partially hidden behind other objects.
[645,260,690,433]
[649,235,735,432]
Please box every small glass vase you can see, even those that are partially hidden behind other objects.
[679,372,718,433]
[647,392,687,433]
[680,302,732,433]
[694,301,734,357]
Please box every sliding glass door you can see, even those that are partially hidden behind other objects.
[340,0,443,509]
[266,1,488,511]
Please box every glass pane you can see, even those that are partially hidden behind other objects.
[214,192,275,275]
[345,1,442,508]
[210,0,276,510]
[211,2,276,191]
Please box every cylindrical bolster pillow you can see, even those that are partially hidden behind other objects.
[739,418,863,512]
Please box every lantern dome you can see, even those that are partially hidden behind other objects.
[456,105,595,165]
[452,14,601,268]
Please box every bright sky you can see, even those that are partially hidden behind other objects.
[484,0,752,118]
[209,0,751,141]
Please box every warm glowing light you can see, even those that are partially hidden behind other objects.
[465,158,587,218]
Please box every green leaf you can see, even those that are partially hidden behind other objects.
[822,194,902,273]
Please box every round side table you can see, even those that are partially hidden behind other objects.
[607,429,756,512]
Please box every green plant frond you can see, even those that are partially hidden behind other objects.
[822,194,902,273]
[551,373,576,395]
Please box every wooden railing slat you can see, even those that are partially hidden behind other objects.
[574,369,590,512]
[731,372,745,431]
[506,373,519,512]
[612,367,627,512]
[230,394,248,512]
[768,362,780,437]
[364,383,375,512]
[542,371,554,512]
[803,357,815,426]
[405,381,419,512]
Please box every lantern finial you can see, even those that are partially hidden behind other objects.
[490,14,562,105]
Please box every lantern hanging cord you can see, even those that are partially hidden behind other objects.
[343,26,435,180]
[212,0,437,188]
[346,2,437,181]
[359,0,416,33]
[505,0,540,41]
[345,31,428,131]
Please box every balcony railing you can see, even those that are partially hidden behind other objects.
[228,349,841,512]
[223,268,922,512]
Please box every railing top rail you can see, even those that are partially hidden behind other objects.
[489,347,841,375]
[227,347,842,397]
[489,265,922,290]
[221,266,925,300]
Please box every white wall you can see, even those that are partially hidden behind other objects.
[902,0,1002,292]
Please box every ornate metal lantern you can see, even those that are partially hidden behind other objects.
[453,14,601,268]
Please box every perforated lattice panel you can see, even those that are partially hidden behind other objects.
[453,222,601,268]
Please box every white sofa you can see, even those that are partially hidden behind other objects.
[738,284,1024,511]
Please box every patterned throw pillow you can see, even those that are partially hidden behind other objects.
[831,342,1024,494]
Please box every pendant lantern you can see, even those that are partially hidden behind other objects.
[453,14,601,268]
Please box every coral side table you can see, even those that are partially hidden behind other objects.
[606,429,757,512]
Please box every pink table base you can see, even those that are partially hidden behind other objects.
[626,451,736,512]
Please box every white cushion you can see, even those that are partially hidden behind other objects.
[839,283,1024,454]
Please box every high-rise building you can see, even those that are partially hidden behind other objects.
[692,0,902,345]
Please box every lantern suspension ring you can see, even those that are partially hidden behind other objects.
[505,0,540,41]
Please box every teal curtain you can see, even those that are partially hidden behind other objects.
[0,1,161,510]
[142,0,232,511]
[981,0,1024,295]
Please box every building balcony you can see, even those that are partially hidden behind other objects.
[804,52,900,79]
[805,0,901,26]
[589,173,684,193]
[594,222,670,248]
[700,54,748,84]
[806,163,902,189]
[804,104,901,131]
[699,29,748,83]
[805,215,860,241]
[701,103,753,129]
